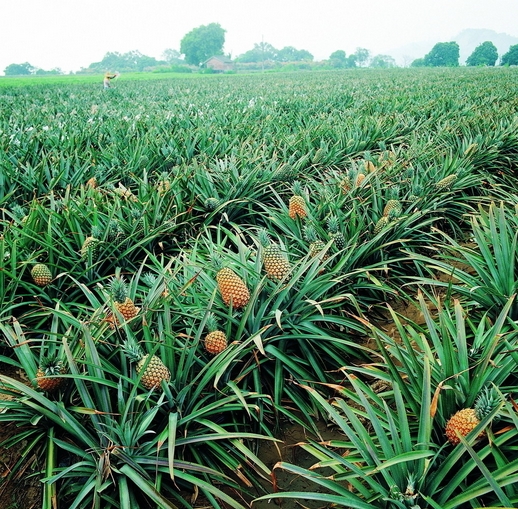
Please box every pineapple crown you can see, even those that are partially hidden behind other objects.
[11,204,27,221]
[474,386,502,420]
[122,337,144,363]
[141,272,157,288]
[91,225,102,239]
[258,229,271,248]
[110,275,128,304]
[291,180,304,196]
[39,355,64,375]
[387,185,400,200]
[205,313,220,333]
[326,215,339,234]
[303,224,319,244]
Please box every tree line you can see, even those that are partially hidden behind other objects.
[4,22,518,76]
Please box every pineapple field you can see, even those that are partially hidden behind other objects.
[1,67,518,509]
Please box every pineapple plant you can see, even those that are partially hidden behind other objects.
[81,225,102,260]
[204,313,228,355]
[259,230,291,281]
[122,337,170,390]
[110,275,140,324]
[326,215,346,250]
[445,387,502,445]
[214,256,250,309]
[31,263,52,287]
[435,174,457,190]
[36,355,67,392]
[288,181,307,219]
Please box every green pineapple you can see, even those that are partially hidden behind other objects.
[303,224,328,261]
[326,215,346,250]
[122,337,170,390]
[204,197,220,211]
[107,219,124,243]
[373,216,389,235]
[436,174,457,190]
[81,225,102,261]
[259,230,291,281]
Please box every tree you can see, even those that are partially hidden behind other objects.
[369,54,397,68]
[4,62,35,76]
[501,44,518,66]
[410,58,426,67]
[276,46,313,62]
[329,50,347,68]
[466,41,498,66]
[236,42,277,63]
[180,23,226,66]
[423,42,459,67]
[162,48,183,64]
[354,47,371,67]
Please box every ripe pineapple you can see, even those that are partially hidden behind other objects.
[81,225,102,260]
[31,263,52,287]
[326,216,346,250]
[259,230,291,281]
[204,314,228,355]
[215,257,250,309]
[36,356,67,392]
[356,173,366,186]
[436,174,457,190]
[288,181,307,219]
[123,338,170,390]
[110,275,140,324]
[156,172,171,195]
[445,387,502,445]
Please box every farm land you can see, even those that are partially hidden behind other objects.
[1,67,518,508]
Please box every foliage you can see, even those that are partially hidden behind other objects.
[466,41,499,66]
[180,22,226,66]
[370,54,397,68]
[424,41,460,67]
[87,50,163,73]
[4,61,35,75]
[501,43,518,66]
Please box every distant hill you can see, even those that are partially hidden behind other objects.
[387,28,518,66]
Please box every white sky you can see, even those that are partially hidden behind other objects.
[1,0,517,73]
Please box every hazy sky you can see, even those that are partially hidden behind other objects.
[1,0,517,73]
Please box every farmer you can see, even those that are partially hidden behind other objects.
[103,71,118,89]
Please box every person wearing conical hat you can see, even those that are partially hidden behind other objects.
[103,71,118,89]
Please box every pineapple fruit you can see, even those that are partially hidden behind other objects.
[110,275,140,325]
[31,263,52,287]
[374,216,389,235]
[215,257,250,309]
[304,224,328,268]
[445,387,501,445]
[123,338,170,390]
[36,356,67,392]
[204,314,228,355]
[288,181,307,219]
[435,174,457,190]
[259,230,291,281]
[326,215,346,250]
[81,225,102,261]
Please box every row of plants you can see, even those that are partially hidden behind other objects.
[0,67,517,508]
